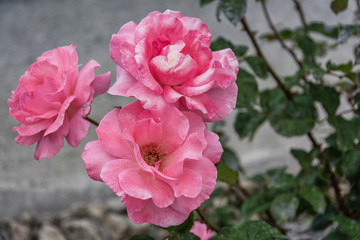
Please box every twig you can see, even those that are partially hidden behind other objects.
[261,0,303,69]
[84,116,99,126]
[240,17,293,100]
[293,0,316,65]
[196,208,220,233]
[293,0,308,33]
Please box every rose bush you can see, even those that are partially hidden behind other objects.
[8,45,111,161]
[109,10,239,122]
[82,101,222,227]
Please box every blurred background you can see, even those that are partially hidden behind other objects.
[0,0,357,220]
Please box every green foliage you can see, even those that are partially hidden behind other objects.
[270,194,299,224]
[216,0,247,25]
[211,37,248,57]
[244,56,268,79]
[306,22,339,39]
[189,1,360,239]
[300,184,326,214]
[260,90,317,137]
[309,83,340,115]
[167,213,195,237]
[236,68,258,108]
[240,194,271,222]
[330,0,349,14]
[328,116,355,152]
[235,109,265,139]
[217,164,239,186]
[211,220,285,240]
[295,35,316,63]
[221,147,241,171]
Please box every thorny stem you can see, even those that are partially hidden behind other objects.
[260,0,303,69]
[84,116,99,126]
[196,208,220,233]
[241,17,293,100]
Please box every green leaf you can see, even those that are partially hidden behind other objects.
[342,150,360,179]
[260,90,317,137]
[245,56,268,79]
[326,60,353,73]
[307,22,339,38]
[300,184,326,214]
[212,220,285,240]
[211,37,248,57]
[291,148,312,169]
[284,70,304,89]
[240,194,271,222]
[236,68,258,108]
[216,0,247,25]
[311,212,335,230]
[323,229,351,240]
[217,164,239,186]
[332,216,360,238]
[296,35,316,63]
[221,147,241,171]
[200,0,216,6]
[174,232,200,240]
[270,194,299,224]
[330,0,349,14]
[234,109,265,139]
[260,29,293,41]
[309,83,340,115]
[268,172,298,190]
[130,235,155,240]
[328,116,355,152]
[167,212,195,235]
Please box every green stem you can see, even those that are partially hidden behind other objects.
[196,208,220,233]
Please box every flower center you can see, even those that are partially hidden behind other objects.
[140,143,167,167]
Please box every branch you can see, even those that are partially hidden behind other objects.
[240,17,293,100]
[260,0,303,69]
[196,208,220,233]
[293,0,308,33]
[84,116,99,126]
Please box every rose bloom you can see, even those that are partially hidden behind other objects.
[8,45,111,161]
[190,221,215,240]
[82,101,222,227]
[109,10,238,122]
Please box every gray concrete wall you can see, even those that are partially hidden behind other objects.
[1,0,357,219]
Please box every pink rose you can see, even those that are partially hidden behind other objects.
[82,101,222,227]
[109,10,238,122]
[8,45,111,161]
[190,221,215,240]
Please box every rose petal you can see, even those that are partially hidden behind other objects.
[100,159,138,198]
[82,141,117,181]
[118,167,175,208]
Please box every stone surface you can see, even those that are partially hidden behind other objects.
[38,223,66,240]
[0,0,357,220]
[9,220,30,240]
[104,213,129,240]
